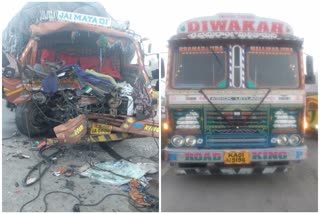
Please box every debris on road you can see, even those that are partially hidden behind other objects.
[37,141,47,149]
[138,176,152,187]
[33,141,40,146]
[129,179,151,206]
[81,160,148,185]
[12,152,30,159]
[53,167,67,176]
[128,178,158,207]
[64,168,76,177]
[26,178,37,185]
[29,141,47,151]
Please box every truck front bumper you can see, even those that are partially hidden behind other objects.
[164,145,308,175]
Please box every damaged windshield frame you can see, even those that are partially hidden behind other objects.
[34,30,139,70]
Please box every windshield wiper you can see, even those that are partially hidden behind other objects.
[200,88,271,129]
[207,46,223,69]
[245,88,271,121]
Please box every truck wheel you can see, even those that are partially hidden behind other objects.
[15,101,50,137]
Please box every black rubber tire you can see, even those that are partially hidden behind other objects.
[15,101,50,137]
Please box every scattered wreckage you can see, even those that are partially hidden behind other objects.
[2,2,160,145]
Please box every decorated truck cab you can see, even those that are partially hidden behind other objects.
[163,13,314,175]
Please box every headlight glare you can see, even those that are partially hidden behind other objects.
[163,122,169,130]
[276,135,288,146]
[288,134,300,146]
[185,136,197,147]
[171,135,185,147]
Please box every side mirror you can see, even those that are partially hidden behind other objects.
[305,55,315,84]
[144,54,158,79]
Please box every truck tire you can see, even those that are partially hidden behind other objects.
[15,101,50,137]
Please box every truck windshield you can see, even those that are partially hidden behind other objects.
[246,47,299,88]
[172,46,227,88]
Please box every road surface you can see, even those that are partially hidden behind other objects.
[161,137,318,212]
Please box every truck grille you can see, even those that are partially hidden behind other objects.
[173,109,201,130]
[204,110,269,134]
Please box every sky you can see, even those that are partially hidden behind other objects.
[1,0,320,68]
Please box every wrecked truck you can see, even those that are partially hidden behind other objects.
[2,2,160,144]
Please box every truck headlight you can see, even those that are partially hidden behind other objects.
[288,134,300,146]
[163,122,169,131]
[185,136,197,147]
[276,135,288,146]
[171,135,185,147]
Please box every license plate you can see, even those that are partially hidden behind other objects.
[90,122,112,135]
[224,151,251,164]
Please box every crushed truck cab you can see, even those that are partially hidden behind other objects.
[163,13,312,175]
[2,3,159,143]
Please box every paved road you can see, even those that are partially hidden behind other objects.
[2,101,159,212]
[161,137,318,212]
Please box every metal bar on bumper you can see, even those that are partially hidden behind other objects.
[164,145,308,163]
[175,165,290,175]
